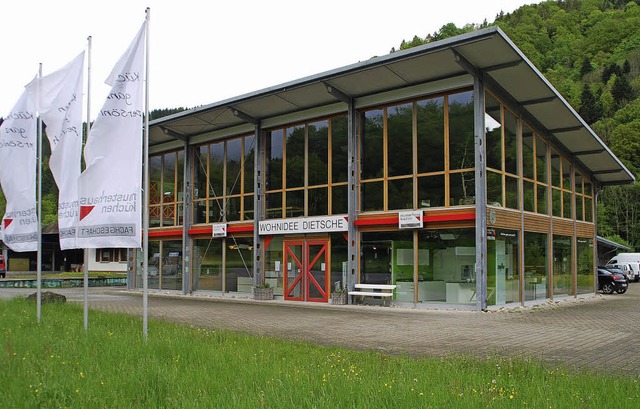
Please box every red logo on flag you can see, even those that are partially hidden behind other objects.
[3,219,13,229]
[79,206,95,221]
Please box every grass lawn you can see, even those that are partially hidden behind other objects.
[1,298,638,408]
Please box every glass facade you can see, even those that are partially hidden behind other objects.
[139,240,183,291]
[264,118,348,219]
[193,134,255,224]
[360,90,475,211]
[146,84,599,307]
[192,236,254,294]
[149,151,184,228]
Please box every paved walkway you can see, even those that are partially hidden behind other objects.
[2,283,639,376]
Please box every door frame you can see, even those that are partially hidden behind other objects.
[283,238,330,302]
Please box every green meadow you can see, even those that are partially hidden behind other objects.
[1,297,638,408]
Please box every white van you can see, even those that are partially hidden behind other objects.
[606,253,640,282]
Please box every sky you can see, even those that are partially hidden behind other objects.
[1,0,541,118]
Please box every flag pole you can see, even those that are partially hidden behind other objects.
[36,63,43,324]
[142,7,151,340]
[83,36,92,331]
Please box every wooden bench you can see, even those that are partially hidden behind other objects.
[348,283,396,306]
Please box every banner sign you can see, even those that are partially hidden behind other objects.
[398,210,423,229]
[212,223,227,237]
[35,52,85,249]
[76,23,146,249]
[0,86,38,251]
[259,216,348,235]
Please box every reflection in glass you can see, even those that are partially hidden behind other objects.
[485,92,502,171]
[361,109,384,179]
[286,125,305,189]
[450,172,475,206]
[536,138,548,184]
[361,181,384,212]
[418,174,445,208]
[209,142,224,197]
[577,238,594,294]
[388,178,413,210]
[193,238,222,291]
[416,228,476,304]
[524,232,549,301]
[487,171,503,206]
[504,109,518,175]
[331,116,348,183]
[161,240,182,291]
[449,92,475,170]
[522,125,534,180]
[487,229,519,306]
[225,237,253,293]
[417,97,444,174]
[308,120,328,186]
[553,235,572,297]
[505,176,519,210]
[332,184,348,215]
[226,138,242,196]
[524,180,535,212]
[387,103,413,177]
[266,130,283,191]
[308,187,328,216]
[286,190,304,218]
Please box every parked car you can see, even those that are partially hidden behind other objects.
[605,253,640,282]
[606,263,634,282]
[0,255,6,278]
[597,268,628,294]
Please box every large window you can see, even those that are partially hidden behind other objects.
[485,91,519,209]
[140,240,182,291]
[192,236,253,294]
[149,151,184,227]
[577,238,594,294]
[553,235,573,297]
[524,232,549,301]
[193,135,255,224]
[487,229,519,306]
[265,116,347,219]
[359,90,474,212]
[551,150,573,219]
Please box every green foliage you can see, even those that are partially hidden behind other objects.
[396,0,640,249]
[1,298,638,408]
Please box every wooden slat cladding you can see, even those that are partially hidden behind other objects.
[552,218,574,236]
[576,221,595,237]
[524,213,551,233]
[487,207,521,230]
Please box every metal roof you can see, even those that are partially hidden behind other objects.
[149,26,634,186]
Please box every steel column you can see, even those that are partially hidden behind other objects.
[474,75,488,311]
[253,122,264,287]
[181,140,192,294]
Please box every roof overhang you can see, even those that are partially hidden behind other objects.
[150,26,634,186]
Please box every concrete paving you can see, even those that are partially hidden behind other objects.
[1,283,639,377]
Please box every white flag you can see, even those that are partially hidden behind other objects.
[31,52,84,250]
[0,83,38,252]
[76,22,146,248]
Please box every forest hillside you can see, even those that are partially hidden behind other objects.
[398,0,640,249]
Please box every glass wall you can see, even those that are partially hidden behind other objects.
[193,134,255,224]
[192,236,253,294]
[192,238,222,291]
[417,228,476,304]
[577,237,594,294]
[487,229,519,306]
[140,240,183,291]
[265,117,347,219]
[553,235,573,297]
[359,228,476,305]
[149,151,184,227]
[524,232,549,301]
[359,89,474,212]
[330,233,349,293]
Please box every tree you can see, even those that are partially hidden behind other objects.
[579,84,603,123]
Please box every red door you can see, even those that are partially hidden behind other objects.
[284,240,329,302]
